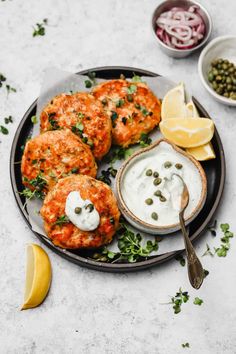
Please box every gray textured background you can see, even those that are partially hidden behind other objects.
[0,0,236,353]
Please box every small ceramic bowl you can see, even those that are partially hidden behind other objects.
[198,35,236,106]
[116,139,207,235]
[151,0,212,58]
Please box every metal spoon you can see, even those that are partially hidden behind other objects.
[174,174,204,289]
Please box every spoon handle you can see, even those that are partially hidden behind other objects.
[179,212,204,290]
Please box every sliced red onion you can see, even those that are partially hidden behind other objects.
[156,5,205,50]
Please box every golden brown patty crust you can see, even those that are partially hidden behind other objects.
[40,175,120,249]
[40,92,112,160]
[92,79,161,147]
[21,130,97,194]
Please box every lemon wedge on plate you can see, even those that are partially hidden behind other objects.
[161,82,186,120]
[159,118,214,148]
[21,244,52,310]
[185,100,199,118]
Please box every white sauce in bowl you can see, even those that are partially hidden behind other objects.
[65,191,100,231]
[121,141,203,227]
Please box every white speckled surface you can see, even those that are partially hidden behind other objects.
[0,1,236,353]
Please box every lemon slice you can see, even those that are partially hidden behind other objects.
[185,101,199,118]
[161,82,186,120]
[21,244,52,310]
[186,142,216,161]
[159,118,214,148]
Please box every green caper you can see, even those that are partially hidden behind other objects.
[154,190,162,197]
[127,94,133,102]
[145,198,153,205]
[164,161,172,168]
[217,64,222,70]
[212,81,218,90]
[226,77,232,84]
[160,196,167,202]
[175,163,183,170]
[211,60,218,67]
[224,92,229,98]
[85,203,94,212]
[153,171,159,178]
[212,69,218,76]
[74,207,82,214]
[153,177,162,186]
[216,75,222,82]
[224,59,229,64]
[218,59,223,64]
[230,94,236,100]
[216,87,223,95]
[151,212,158,220]
[208,72,214,82]
[146,169,152,176]
[227,84,233,91]
[222,63,228,70]
[229,67,235,74]
[100,256,108,262]
[92,253,100,259]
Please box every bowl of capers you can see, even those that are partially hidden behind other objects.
[198,35,236,106]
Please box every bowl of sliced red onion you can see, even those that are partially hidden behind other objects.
[152,0,212,58]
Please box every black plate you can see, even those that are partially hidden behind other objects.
[10,66,225,272]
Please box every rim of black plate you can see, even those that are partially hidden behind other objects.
[10,66,226,272]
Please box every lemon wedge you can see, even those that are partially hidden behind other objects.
[161,82,186,120]
[159,118,214,148]
[185,101,199,118]
[186,142,216,161]
[185,101,216,160]
[21,244,52,310]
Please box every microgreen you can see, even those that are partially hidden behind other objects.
[182,343,190,348]
[139,132,152,148]
[127,84,137,95]
[32,19,48,37]
[93,222,158,263]
[132,75,143,83]
[202,243,214,257]
[106,146,133,164]
[6,84,17,93]
[193,297,203,306]
[54,215,70,226]
[214,223,234,257]
[0,73,16,94]
[4,115,13,124]
[31,115,38,124]
[171,288,190,314]
[97,166,117,185]
[0,125,9,135]
[175,254,185,266]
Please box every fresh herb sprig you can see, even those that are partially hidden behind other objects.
[54,215,70,226]
[97,166,117,186]
[182,343,190,348]
[106,146,133,164]
[4,115,13,124]
[193,297,203,306]
[32,19,48,37]
[92,222,158,263]
[139,132,152,148]
[0,73,16,94]
[21,174,47,200]
[171,288,190,314]
[214,223,234,257]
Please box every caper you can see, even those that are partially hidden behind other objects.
[229,67,235,74]
[153,177,162,186]
[216,87,223,95]
[153,171,159,178]
[224,59,229,64]
[218,59,223,64]
[74,207,82,214]
[85,203,94,212]
[151,212,158,220]
[208,72,214,82]
[100,256,108,262]
[145,198,153,205]
[226,77,232,84]
[227,84,233,91]
[216,75,222,82]
[217,64,222,70]
[146,169,153,176]
[127,94,133,102]
[212,69,218,76]
[160,196,167,202]
[211,60,218,67]
[154,190,162,197]
[212,81,218,90]
[230,93,236,100]
[175,163,183,170]
[224,92,229,98]
[92,253,100,259]
[164,161,172,168]
[222,63,228,70]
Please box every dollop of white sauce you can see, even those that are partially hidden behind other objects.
[121,141,202,227]
[65,191,100,231]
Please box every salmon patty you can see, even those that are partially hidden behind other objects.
[40,175,120,249]
[40,92,112,160]
[21,130,97,196]
[92,79,161,147]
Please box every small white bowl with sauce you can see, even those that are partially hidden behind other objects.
[116,139,207,235]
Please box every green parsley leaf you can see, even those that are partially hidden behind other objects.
[171,288,189,314]
[4,115,13,124]
[132,75,143,83]
[182,343,190,348]
[33,20,48,37]
[193,297,203,306]
[6,84,16,93]
[139,133,152,148]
